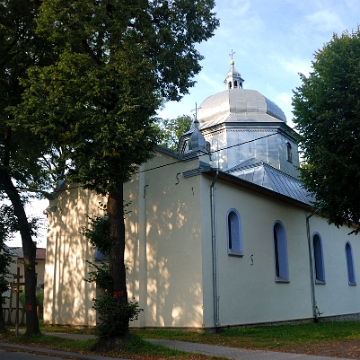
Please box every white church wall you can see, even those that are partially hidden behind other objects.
[44,151,207,329]
[44,150,360,330]
[310,216,360,318]
[44,186,106,326]
[199,175,217,329]
[201,179,314,328]
[124,152,207,328]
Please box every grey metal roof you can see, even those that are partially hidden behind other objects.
[226,159,313,205]
[196,89,287,130]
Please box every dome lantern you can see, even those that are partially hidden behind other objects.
[224,49,244,89]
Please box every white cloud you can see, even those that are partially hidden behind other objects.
[280,58,312,78]
[305,9,345,33]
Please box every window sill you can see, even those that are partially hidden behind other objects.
[228,249,243,257]
[349,282,357,286]
[315,280,326,285]
[275,277,290,283]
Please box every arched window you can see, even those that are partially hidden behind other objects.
[313,233,325,284]
[228,81,232,89]
[234,80,238,88]
[227,209,243,256]
[94,248,107,262]
[273,221,289,282]
[345,242,356,285]
[286,142,292,163]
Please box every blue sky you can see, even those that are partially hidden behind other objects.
[7,0,360,248]
[158,0,360,129]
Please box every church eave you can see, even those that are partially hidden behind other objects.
[203,169,314,211]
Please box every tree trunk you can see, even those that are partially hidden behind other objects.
[108,180,128,323]
[92,181,129,352]
[0,170,39,336]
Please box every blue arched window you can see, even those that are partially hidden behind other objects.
[313,233,326,284]
[286,142,293,163]
[273,221,289,282]
[345,242,356,285]
[227,209,243,256]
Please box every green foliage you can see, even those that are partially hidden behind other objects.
[0,0,56,192]
[158,115,193,150]
[83,215,112,259]
[16,0,218,194]
[86,262,112,292]
[292,28,360,232]
[93,294,142,339]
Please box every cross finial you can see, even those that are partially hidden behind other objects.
[229,49,236,61]
[191,102,199,121]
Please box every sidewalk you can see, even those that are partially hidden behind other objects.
[0,331,350,360]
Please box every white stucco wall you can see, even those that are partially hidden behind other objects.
[125,152,207,328]
[43,186,106,326]
[310,216,360,317]
[44,151,208,328]
[43,150,360,329]
[201,176,360,329]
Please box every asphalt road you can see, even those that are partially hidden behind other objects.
[0,347,65,359]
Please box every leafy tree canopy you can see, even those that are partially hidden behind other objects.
[17,0,219,195]
[292,29,360,232]
[158,115,192,150]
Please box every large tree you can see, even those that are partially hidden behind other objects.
[0,0,57,335]
[17,0,218,349]
[292,29,360,233]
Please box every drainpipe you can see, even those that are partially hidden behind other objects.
[306,210,318,322]
[210,169,220,331]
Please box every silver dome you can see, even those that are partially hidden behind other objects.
[196,89,287,130]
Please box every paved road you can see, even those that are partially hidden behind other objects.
[0,347,66,360]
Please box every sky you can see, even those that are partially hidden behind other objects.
[158,0,360,129]
[6,0,360,249]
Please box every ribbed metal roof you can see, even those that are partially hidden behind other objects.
[226,159,312,205]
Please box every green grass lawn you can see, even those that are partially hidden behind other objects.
[132,321,360,351]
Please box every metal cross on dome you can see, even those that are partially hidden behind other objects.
[229,49,236,60]
[191,102,199,120]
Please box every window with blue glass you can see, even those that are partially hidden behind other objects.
[273,221,289,282]
[345,242,356,285]
[227,209,243,256]
[94,248,107,262]
[313,233,326,284]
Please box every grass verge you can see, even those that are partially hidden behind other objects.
[3,332,224,360]
[132,321,360,352]
[3,321,360,359]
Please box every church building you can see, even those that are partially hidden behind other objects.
[43,55,360,330]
